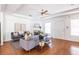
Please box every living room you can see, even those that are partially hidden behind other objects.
[1,4,79,55]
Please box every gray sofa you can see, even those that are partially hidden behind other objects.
[19,35,39,51]
[11,32,24,41]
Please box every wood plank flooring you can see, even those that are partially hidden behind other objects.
[0,39,79,55]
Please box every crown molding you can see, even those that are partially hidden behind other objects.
[41,7,79,20]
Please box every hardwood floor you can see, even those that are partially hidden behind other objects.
[0,39,79,55]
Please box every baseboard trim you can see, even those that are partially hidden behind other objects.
[3,39,12,42]
[53,38,79,43]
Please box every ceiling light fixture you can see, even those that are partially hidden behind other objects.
[41,9,48,16]
[29,14,32,17]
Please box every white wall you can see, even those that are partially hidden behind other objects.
[43,16,65,39]
[31,18,44,32]
[65,13,79,42]
[43,13,79,42]
[3,12,79,42]
[53,17,65,39]
[4,14,33,41]
[3,14,44,41]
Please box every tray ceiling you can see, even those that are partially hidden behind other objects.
[0,4,79,18]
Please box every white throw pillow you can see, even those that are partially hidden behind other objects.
[24,34,29,40]
[29,34,31,37]
[19,31,23,35]
[13,32,18,37]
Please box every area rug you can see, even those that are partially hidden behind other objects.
[11,41,21,50]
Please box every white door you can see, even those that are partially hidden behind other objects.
[54,19,65,39]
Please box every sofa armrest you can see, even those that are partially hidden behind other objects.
[19,39,35,51]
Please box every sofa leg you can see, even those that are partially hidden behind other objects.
[27,50,30,55]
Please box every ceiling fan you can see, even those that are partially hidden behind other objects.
[40,9,48,16]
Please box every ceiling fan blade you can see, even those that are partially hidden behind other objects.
[45,10,48,12]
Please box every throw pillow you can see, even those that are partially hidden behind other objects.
[13,32,18,37]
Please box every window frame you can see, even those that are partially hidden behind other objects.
[71,19,79,36]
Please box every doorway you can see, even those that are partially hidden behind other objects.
[53,19,65,39]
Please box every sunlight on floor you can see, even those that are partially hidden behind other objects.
[70,46,79,55]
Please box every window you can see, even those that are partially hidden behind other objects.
[45,22,51,34]
[71,19,79,36]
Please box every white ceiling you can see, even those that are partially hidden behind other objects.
[1,4,79,18]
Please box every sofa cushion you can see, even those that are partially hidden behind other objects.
[13,32,18,37]
[24,34,29,40]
